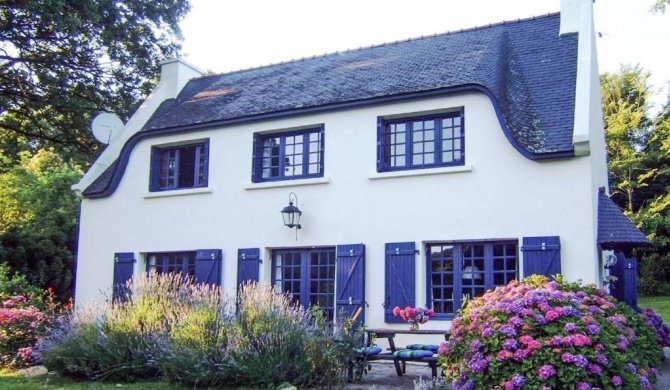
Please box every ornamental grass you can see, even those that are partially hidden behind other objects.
[439,275,669,390]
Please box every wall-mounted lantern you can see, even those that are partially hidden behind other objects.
[281,192,302,240]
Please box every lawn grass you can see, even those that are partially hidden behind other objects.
[0,369,189,390]
[639,295,670,323]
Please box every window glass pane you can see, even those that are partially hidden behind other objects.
[257,129,322,181]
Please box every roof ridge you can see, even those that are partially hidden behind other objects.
[189,12,559,82]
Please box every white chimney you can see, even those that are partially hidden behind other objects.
[560,0,593,36]
[158,57,204,99]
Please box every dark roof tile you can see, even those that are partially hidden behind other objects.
[598,188,651,249]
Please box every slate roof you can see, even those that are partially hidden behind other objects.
[83,13,578,198]
[144,13,576,155]
[597,188,651,250]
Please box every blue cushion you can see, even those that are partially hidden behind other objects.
[393,349,434,358]
[354,346,382,356]
[406,344,439,352]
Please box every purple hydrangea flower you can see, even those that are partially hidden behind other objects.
[511,374,525,388]
[469,357,489,374]
[626,363,637,373]
[572,354,588,368]
[576,382,591,390]
[482,327,494,338]
[564,322,577,332]
[469,339,482,352]
[508,316,524,327]
[502,338,518,351]
[500,325,516,337]
[586,323,600,335]
[638,374,652,390]
[595,354,608,366]
[561,352,574,363]
[587,363,603,376]
[534,314,548,325]
[537,365,556,380]
[612,375,623,386]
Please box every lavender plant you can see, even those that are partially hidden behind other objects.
[439,275,665,390]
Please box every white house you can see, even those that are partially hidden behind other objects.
[72,0,647,329]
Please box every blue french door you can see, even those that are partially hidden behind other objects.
[272,247,336,320]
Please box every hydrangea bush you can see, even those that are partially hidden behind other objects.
[438,275,665,390]
[0,295,46,367]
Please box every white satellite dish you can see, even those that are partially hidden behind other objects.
[91,112,124,144]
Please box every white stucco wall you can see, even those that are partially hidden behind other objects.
[75,91,601,329]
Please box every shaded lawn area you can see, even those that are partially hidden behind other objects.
[639,296,670,323]
[0,370,189,390]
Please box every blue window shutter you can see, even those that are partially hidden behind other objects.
[385,242,416,323]
[251,134,261,183]
[113,252,135,302]
[376,117,383,172]
[522,236,561,278]
[195,249,222,285]
[336,244,366,327]
[149,148,161,191]
[237,248,260,289]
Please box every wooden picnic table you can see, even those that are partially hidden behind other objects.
[364,328,450,377]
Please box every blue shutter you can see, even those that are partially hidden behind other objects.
[150,148,161,191]
[113,252,135,302]
[522,236,561,278]
[376,117,383,172]
[195,249,222,285]
[336,244,366,327]
[251,134,262,183]
[237,248,260,289]
[385,242,416,323]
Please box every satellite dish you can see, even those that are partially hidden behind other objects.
[91,112,124,144]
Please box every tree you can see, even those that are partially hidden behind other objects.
[601,65,653,212]
[0,149,82,301]
[0,0,191,167]
[602,65,670,295]
[652,0,669,13]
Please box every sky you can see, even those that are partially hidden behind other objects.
[179,0,670,113]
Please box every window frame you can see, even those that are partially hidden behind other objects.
[252,126,325,183]
[426,240,517,320]
[146,251,197,278]
[271,247,336,320]
[377,110,464,172]
[150,140,209,192]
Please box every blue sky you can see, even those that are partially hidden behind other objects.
[180,0,670,113]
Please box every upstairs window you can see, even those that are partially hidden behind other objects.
[253,127,324,182]
[150,140,209,191]
[378,111,464,172]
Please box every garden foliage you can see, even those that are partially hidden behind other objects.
[37,272,361,388]
[0,265,67,368]
[439,275,667,390]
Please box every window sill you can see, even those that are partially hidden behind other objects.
[368,165,473,180]
[143,187,214,199]
[244,177,331,190]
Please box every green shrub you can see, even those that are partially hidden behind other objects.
[37,274,358,388]
[439,275,663,390]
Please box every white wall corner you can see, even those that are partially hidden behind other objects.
[72,58,204,195]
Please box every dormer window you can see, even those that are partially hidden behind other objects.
[377,111,464,172]
[150,140,209,191]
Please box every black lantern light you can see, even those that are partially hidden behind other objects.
[281,192,302,230]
